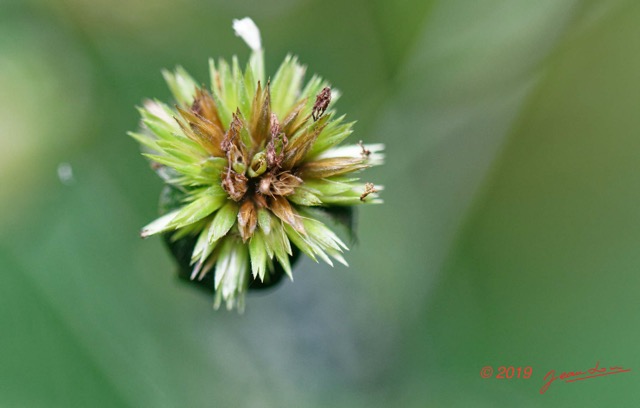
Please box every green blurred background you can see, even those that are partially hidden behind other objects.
[2,0,640,406]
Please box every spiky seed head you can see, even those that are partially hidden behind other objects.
[131,17,384,312]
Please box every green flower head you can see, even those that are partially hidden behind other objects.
[130,17,384,311]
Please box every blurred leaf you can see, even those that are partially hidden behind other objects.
[420,2,640,406]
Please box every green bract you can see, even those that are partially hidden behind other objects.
[130,17,384,311]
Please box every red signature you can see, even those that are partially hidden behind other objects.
[540,361,631,394]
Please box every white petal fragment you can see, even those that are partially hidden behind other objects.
[213,239,249,312]
[316,143,385,167]
[140,209,180,238]
[143,99,175,126]
[233,17,262,52]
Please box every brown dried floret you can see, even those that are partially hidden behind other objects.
[266,113,287,168]
[297,157,368,179]
[312,87,331,121]
[221,170,248,201]
[270,196,305,234]
[360,182,377,201]
[175,105,225,157]
[358,140,371,157]
[249,81,271,145]
[280,98,309,136]
[237,200,258,242]
[280,115,329,170]
[191,87,224,132]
